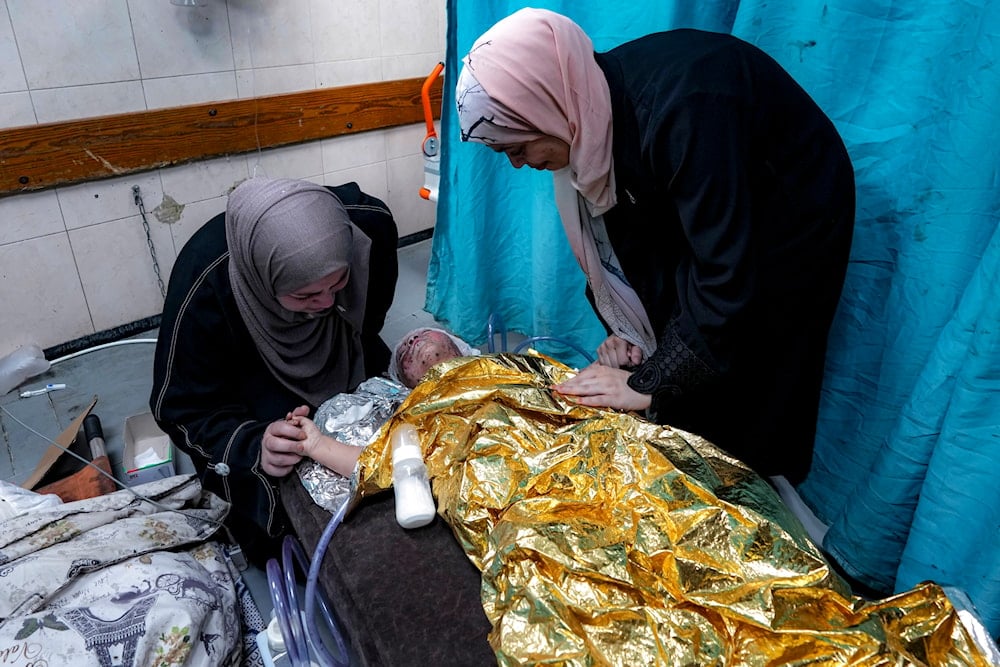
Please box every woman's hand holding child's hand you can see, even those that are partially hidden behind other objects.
[267,405,362,477]
[260,404,311,477]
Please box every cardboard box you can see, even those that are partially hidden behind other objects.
[22,397,98,491]
[122,412,175,486]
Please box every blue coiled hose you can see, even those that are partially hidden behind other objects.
[512,336,595,364]
[487,312,595,364]
[266,497,350,666]
[304,499,350,666]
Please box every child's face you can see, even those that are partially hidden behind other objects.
[398,330,462,387]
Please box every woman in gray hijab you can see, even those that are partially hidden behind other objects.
[150,177,398,565]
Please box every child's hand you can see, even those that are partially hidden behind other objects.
[285,405,310,422]
[288,413,363,476]
[289,414,324,459]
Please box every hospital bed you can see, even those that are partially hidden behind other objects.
[282,478,493,665]
[273,374,493,665]
[275,353,1000,666]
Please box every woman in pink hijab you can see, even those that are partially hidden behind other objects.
[456,8,855,486]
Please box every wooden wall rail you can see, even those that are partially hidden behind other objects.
[0,75,443,197]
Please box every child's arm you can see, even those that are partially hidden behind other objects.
[289,411,363,477]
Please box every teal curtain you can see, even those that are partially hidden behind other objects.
[428,0,1000,636]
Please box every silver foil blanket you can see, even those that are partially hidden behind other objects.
[296,376,408,512]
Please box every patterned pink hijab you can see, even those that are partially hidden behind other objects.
[226,177,371,404]
[457,9,657,358]
[455,7,616,214]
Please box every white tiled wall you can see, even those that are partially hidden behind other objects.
[0,0,445,354]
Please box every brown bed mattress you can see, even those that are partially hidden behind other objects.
[280,476,495,666]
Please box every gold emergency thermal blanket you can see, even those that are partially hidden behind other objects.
[354,353,992,666]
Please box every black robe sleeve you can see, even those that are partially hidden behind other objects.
[624,95,754,401]
[597,32,854,481]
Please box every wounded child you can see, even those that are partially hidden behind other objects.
[388,327,479,389]
[284,327,478,483]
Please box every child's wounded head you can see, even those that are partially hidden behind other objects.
[390,328,471,388]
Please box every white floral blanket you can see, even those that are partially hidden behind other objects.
[0,475,248,666]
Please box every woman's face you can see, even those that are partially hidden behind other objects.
[491,136,570,171]
[277,267,350,315]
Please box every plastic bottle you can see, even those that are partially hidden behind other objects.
[0,344,51,396]
[265,614,287,664]
[256,611,324,667]
[390,423,436,529]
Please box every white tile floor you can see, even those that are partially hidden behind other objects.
[0,238,445,622]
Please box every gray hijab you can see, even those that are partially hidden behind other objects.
[226,177,371,405]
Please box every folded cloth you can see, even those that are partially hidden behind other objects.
[0,475,248,666]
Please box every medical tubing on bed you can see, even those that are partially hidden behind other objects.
[267,557,308,667]
[281,537,311,665]
[269,534,347,667]
[512,335,596,364]
[304,497,351,667]
[487,311,508,353]
[293,535,346,664]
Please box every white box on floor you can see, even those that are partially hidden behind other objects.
[122,412,175,486]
